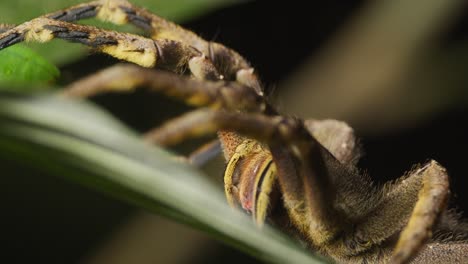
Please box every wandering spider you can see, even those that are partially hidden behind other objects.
[1,0,467,263]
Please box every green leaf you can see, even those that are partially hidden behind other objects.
[0,0,242,65]
[0,91,328,264]
[0,45,60,86]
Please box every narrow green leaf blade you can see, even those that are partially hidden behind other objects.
[0,92,328,264]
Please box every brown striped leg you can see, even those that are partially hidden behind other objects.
[16,0,262,91]
[0,18,224,80]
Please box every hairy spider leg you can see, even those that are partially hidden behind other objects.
[0,18,224,80]
[61,64,265,113]
[390,161,449,264]
[10,0,261,92]
[342,161,450,263]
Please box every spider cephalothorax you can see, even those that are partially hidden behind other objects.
[1,1,467,263]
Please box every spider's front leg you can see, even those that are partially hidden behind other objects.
[0,18,224,81]
[49,0,261,91]
[1,0,261,92]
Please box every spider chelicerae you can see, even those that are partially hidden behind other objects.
[1,1,467,263]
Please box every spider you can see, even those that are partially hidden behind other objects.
[1,0,467,263]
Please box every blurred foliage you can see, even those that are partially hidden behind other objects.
[0,45,60,85]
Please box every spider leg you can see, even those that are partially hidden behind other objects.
[390,161,449,264]
[139,108,221,166]
[351,161,449,263]
[61,64,264,165]
[93,0,261,89]
[44,0,261,91]
[61,64,265,113]
[44,0,206,51]
[0,18,224,80]
[143,108,219,146]
[1,0,260,91]
[61,63,232,165]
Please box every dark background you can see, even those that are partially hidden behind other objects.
[1,1,468,263]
